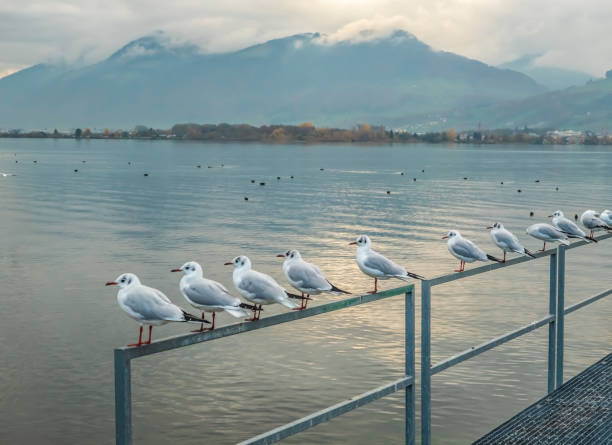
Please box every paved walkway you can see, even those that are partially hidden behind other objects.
[474,353,611,444]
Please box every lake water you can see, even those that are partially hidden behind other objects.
[0,139,610,444]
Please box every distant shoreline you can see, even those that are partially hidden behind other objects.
[2,123,611,145]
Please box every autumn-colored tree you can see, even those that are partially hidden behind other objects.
[104,128,110,137]
[83,128,91,137]
[446,128,457,141]
[300,122,314,128]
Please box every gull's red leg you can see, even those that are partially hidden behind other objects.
[540,241,546,252]
[128,326,143,347]
[503,251,507,262]
[368,278,378,294]
[192,312,207,332]
[145,326,152,344]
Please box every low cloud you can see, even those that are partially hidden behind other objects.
[0,1,611,78]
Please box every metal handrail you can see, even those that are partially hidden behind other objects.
[114,284,416,445]
[113,232,612,445]
[419,231,612,445]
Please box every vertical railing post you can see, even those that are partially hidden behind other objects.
[405,288,415,445]
[547,252,557,393]
[115,349,132,445]
[421,280,432,445]
[555,245,565,388]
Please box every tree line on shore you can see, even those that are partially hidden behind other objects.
[1,122,611,145]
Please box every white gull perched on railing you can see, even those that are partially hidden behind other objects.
[106,272,206,346]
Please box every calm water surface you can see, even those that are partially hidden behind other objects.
[0,139,610,444]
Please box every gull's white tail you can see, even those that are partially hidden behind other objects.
[224,306,249,318]
[280,298,298,309]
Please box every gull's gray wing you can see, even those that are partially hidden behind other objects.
[540,225,566,239]
[238,271,283,300]
[454,238,486,260]
[556,218,584,236]
[364,251,406,276]
[496,230,522,251]
[287,262,329,290]
[123,286,183,321]
[184,279,240,307]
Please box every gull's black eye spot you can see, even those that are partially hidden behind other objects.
[121,278,126,283]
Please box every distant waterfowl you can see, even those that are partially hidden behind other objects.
[488,223,535,262]
[443,230,502,272]
[244,197,248,201]
[251,180,255,183]
[172,261,253,331]
[400,172,404,175]
[413,178,416,181]
[197,165,201,168]
[535,179,540,183]
[277,250,349,309]
[530,211,534,217]
[501,181,504,184]
[526,223,569,251]
[580,210,612,237]
[386,190,391,194]
[74,169,78,173]
[259,182,265,186]
[144,173,149,176]
[277,176,281,180]
[290,175,294,179]
[350,235,423,293]
[320,168,324,171]
[463,177,468,180]
[106,273,206,346]
[517,189,522,193]
[550,210,595,242]
[225,256,299,320]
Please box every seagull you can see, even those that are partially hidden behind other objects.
[171,261,257,331]
[581,210,612,237]
[106,273,206,347]
[443,231,502,272]
[487,222,535,262]
[600,210,612,226]
[277,250,349,309]
[526,223,570,251]
[550,210,596,242]
[224,256,300,320]
[350,235,424,294]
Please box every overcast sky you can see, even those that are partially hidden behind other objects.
[1,0,611,78]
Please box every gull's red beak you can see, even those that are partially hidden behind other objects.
[276,254,285,258]
[224,262,233,266]
[170,268,181,272]
[105,281,118,286]
[442,236,449,239]
[486,226,493,229]
[548,215,553,218]
[349,241,357,245]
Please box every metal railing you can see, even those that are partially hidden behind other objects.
[419,231,612,445]
[114,232,612,445]
[114,285,416,445]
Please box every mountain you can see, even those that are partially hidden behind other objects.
[444,76,612,130]
[498,54,593,90]
[0,31,545,130]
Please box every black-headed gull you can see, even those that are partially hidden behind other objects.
[106,273,206,346]
[550,210,595,243]
[350,235,423,294]
[580,210,612,237]
[487,222,535,262]
[600,210,612,226]
[171,261,257,331]
[224,256,300,320]
[277,250,349,309]
[443,230,502,272]
[526,223,569,251]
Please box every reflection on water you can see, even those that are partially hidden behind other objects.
[0,139,610,444]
